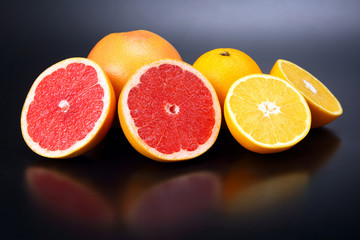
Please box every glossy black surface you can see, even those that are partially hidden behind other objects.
[2,1,360,239]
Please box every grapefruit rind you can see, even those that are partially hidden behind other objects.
[270,59,343,128]
[21,57,116,158]
[224,74,311,154]
[118,59,221,162]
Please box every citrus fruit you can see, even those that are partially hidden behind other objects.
[224,74,311,154]
[88,30,182,98]
[118,59,221,162]
[270,59,343,128]
[193,48,262,108]
[21,57,116,158]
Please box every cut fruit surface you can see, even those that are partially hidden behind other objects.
[21,58,116,158]
[270,59,342,128]
[118,59,221,162]
[224,74,311,154]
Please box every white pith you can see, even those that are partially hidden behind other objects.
[21,57,112,158]
[258,100,281,118]
[165,103,180,115]
[58,99,70,112]
[303,79,317,94]
[120,59,221,161]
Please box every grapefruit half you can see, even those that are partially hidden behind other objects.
[21,58,116,158]
[118,59,221,162]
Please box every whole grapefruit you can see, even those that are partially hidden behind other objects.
[88,30,182,98]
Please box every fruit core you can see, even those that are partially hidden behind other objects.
[58,100,70,112]
[165,103,179,115]
[258,100,281,118]
[127,63,216,154]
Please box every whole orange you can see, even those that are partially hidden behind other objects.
[88,30,182,98]
[193,48,262,109]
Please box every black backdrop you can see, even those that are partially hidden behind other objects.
[2,0,360,239]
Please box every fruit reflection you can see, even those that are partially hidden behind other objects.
[26,166,115,228]
[223,168,309,215]
[24,127,340,234]
[120,169,222,236]
[222,127,341,215]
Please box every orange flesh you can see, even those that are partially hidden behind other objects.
[280,62,340,113]
[228,76,309,145]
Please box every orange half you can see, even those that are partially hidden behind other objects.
[224,74,311,154]
[270,59,342,128]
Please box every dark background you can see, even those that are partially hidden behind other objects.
[2,0,360,239]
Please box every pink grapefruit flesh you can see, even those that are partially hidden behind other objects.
[21,58,116,158]
[119,59,221,162]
